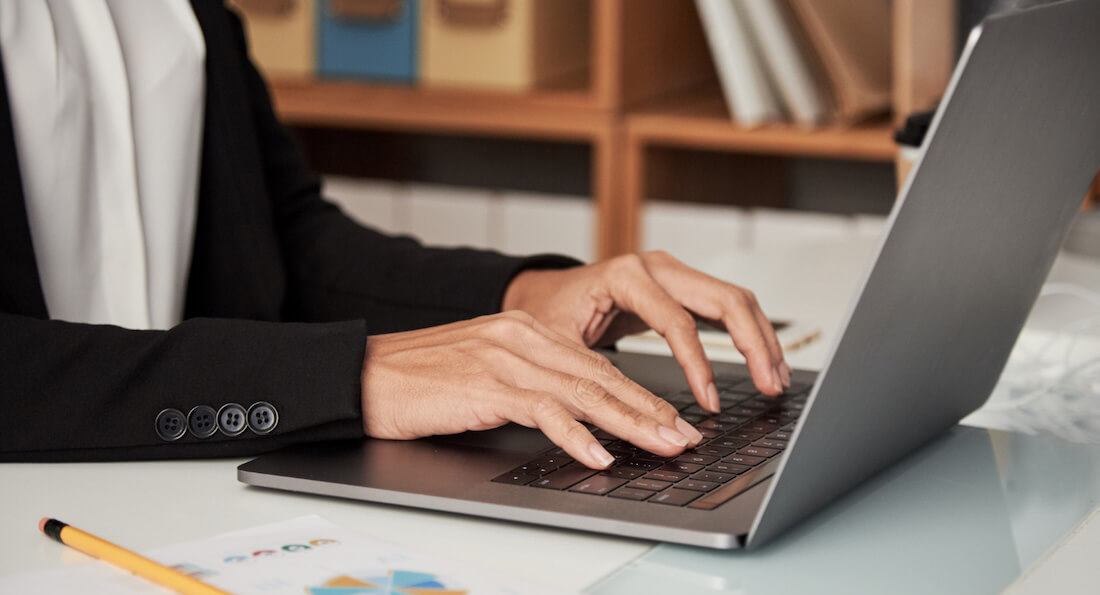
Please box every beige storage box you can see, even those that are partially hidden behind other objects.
[420,0,590,91]
[230,0,316,78]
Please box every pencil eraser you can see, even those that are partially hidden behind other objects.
[38,517,48,533]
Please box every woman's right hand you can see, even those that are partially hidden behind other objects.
[360,311,704,469]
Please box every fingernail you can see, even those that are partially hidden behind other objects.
[589,443,615,468]
[707,382,721,413]
[771,367,784,394]
[658,425,689,447]
[779,361,792,388]
[675,417,704,445]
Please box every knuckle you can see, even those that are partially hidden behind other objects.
[572,378,613,409]
[502,309,536,325]
[668,312,696,336]
[726,289,751,309]
[648,397,679,420]
[592,356,625,385]
[562,421,592,444]
[612,253,646,275]
[529,395,561,421]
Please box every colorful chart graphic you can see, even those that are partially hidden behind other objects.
[307,570,467,595]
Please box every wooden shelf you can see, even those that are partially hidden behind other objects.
[628,89,898,163]
[269,78,613,142]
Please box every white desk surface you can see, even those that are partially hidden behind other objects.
[4,228,1100,594]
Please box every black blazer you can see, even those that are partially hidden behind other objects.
[0,1,574,462]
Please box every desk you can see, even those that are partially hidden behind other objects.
[3,231,1100,594]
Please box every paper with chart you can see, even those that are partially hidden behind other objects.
[0,515,565,594]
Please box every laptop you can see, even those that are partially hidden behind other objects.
[239,0,1100,549]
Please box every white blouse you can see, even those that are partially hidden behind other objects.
[0,0,205,330]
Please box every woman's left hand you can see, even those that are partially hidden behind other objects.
[503,251,790,413]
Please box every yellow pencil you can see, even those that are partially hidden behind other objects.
[39,517,234,595]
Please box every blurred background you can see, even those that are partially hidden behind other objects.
[230,0,1100,276]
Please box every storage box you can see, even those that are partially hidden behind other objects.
[419,0,590,91]
[317,0,419,82]
[231,0,316,78]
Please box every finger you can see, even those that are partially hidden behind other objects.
[639,253,785,395]
[606,256,719,413]
[749,301,789,390]
[519,319,705,447]
[511,354,694,458]
[515,392,615,469]
[721,298,784,396]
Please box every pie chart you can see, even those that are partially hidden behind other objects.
[307,569,467,595]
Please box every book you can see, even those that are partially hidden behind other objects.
[786,0,892,125]
[738,0,829,127]
[695,0,781,127]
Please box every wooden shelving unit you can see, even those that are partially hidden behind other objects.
[253,0,955,259]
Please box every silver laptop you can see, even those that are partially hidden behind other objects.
[239,0,1100,549]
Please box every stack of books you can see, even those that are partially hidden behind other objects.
[695,0,893,128]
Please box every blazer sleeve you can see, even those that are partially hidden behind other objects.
[0,313,368,462]
[228,9,578,331]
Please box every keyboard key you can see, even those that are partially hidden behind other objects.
[676,479,720,492]
[492,471,538,485]
[569,475,627,495]
[680,404,710,416]
[663,390,696,405]
[650,488,702,506]
[787,381,813,394]
[717,413,750,425]
[691,445,734,458]
[609,487,655,501]
[659,461,703,474]
[675,453,719,466]
[707,462,750,475]
[628,478,673,491]
[696,419,738,432]
[515,455,572,475]
[603,467,645,480]
[738,446,780,458]
[692,471,735,484]
[713,374,748,388]
[698,428,723,439]
[681,412,706,423]
[752,439,788,450]
[645,470,688,482]
[768,430,792,441]
[531,464,598,490]
[621,458,663,471]
[744,421,779,433]
[607,440,641,453]
[709,438,750,450]
[718,395,746,408]
[722,454,765,466]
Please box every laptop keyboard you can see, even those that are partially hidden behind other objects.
[492,374,811,510]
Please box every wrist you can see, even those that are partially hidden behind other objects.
[502,269,547,312]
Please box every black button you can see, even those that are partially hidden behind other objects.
[154,408,186,442]
[246,401,278,434]
[187,405,217,439]
[217,403,248,436]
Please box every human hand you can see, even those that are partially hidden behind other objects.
[502,251,790,413]
[360,311,704,469]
